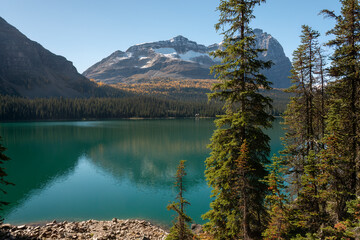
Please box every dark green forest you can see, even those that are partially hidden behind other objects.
[0,95,223,120]
[199,0,360,239]
[0,93,287,121]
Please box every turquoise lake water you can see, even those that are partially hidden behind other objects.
[0,118,284,226]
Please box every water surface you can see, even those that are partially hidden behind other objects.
[0,118,284,226]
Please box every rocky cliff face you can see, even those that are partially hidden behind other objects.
[0,17,103,98]
[84,30,292,88]
[254,29,292,88]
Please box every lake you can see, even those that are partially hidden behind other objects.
[0,118,284,226]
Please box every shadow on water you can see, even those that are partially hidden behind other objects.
[0,118,284,225]
[0,119,215,225]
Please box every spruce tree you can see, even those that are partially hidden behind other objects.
[166,160,193,240]
[282,25,322,172]
[202,0,273,239]
[314,45,328,142]
[263,156,289,240]
[283,25,326,190]
[321,0,360,220]
[0,136,12,223]
[281,25,330,236]
[282,25,319,195]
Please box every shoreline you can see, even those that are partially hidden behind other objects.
[0,116,216,123]
[0,115,284,124]
[1,218,169,240]
[6,218,171,230]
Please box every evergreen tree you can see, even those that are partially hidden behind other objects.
[263,156,289,240]
[0,136,13,223]
[284,25,327,189]
[321,0,360,220]
[282,25,322,188]
[281,25,330,236]
[282,25,319,194]
[166,160,194,240]
[202,0,273,239]
[314,45,328,143]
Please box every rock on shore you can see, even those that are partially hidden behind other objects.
[0,219,168,240]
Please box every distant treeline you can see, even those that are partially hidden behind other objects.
[0,93,288,121]
[0,95,225,121]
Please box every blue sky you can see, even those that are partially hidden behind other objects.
[0,0,341,73]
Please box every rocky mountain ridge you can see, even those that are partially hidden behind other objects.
[0,17,117,98]
[83,30,292,88]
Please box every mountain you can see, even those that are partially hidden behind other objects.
[0,17,114,98]
[83,30,292,89]
[253,29,292,88]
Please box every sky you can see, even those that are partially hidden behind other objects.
[0,0,342,73]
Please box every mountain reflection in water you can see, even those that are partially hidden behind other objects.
[0,118,283,225]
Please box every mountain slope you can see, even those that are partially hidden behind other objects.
[83,30,292,88]
[253,29,292,88]
[0,17,111,98]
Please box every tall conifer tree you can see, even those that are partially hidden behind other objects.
[282,25,324,193]
[281,25,330,236]
[282,25,322,175]
[202,0,273,239]
[314,46,328,142]
[321,0,360,220]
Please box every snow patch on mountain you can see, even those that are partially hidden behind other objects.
[179,51,210,62]
[139,56,150,61]
[154,48,178,59]
[153,48,210,63]
[141,57,157,69]
[105,52,133,67]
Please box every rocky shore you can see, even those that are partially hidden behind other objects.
[0,219,169,240]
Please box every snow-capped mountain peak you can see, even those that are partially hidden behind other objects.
[83,32,292,88]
